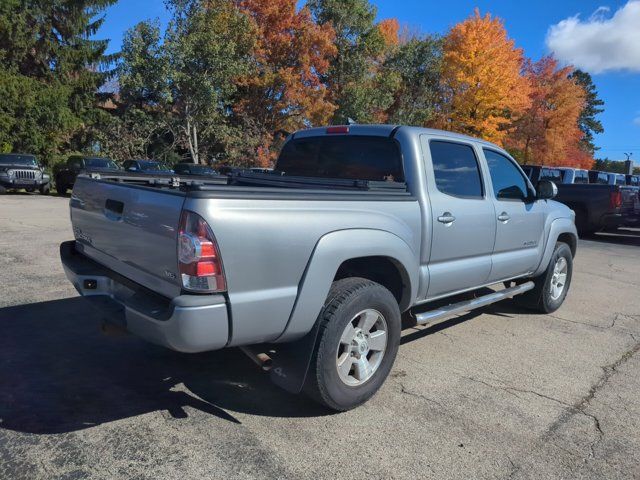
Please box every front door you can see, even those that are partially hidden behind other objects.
[422,138,496,299]
[482,148,545,281]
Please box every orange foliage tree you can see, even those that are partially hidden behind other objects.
[378,18,400,48]
[440,9,530,145]
[235,0,336,163]
[506,56,593,169]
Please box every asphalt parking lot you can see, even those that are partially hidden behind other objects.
[1,194,639,480]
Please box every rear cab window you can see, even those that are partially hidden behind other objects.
[428,140,484,198]
[275,135,404,182]
[574,170,589,184]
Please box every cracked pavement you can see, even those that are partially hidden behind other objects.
[1,194,639,479]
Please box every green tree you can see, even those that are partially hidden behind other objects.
[164,0,257,163]
[307,0,396,124]
[382,36,443,126]
[0,0,116,163]
[569,69,604,155]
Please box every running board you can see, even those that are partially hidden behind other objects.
[413,281,535,325]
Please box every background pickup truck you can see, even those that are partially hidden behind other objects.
[523,165,636,234]
[53,155,120,195]
[60,125,578,411]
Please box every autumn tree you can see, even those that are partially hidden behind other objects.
[507,56,592,168]
[234,0,336,162]
[440,10,530,144]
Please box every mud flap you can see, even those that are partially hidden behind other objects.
[269,321,322,394]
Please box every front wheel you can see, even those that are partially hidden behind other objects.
[515,242,573,313]
[305,277,401,411]
[39,184,50,195]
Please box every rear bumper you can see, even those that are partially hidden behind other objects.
[60,241,229,353]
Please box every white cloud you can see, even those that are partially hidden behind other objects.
[546,1,640,73]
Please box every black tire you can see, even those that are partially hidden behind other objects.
[305,277,401,411]
[56,183,67,195]
[39,184,50,195]
[515,242,573,313]
[25,187,35,193]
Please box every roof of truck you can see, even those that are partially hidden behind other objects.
[291,124,502,149]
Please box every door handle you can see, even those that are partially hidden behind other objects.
[497,212,510,222]
[437,212,456,224]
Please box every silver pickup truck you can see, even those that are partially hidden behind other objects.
[60,125,578,411]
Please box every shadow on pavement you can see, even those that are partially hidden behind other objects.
[581,228,640,247]
[0,297,329,435]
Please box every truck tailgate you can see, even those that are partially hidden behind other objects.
[70,177,185,298]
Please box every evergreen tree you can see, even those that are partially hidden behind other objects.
[569,69,605,155]
[0,0,116,162]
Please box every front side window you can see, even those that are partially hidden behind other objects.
[429,140,483,198]
[484,149,530,201]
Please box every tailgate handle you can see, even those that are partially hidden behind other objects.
[104,199,124,221]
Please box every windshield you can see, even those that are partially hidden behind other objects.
[85,158,118,169]
[188,165,216,174]
[138,161,160,170]
[0,154,37,166]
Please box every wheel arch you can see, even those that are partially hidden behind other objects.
[276,229,418,343]
[533,218,578,277]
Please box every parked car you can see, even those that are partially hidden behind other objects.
[173,163,220,176]
[60,125,577,411]
[524,165,635,234]
[53,155,119,195]
[0,153,50,194]
[626,174,640,187]
[123,159,173,174]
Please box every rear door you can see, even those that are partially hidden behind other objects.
[482,148,545,281]
[422,137,496,299]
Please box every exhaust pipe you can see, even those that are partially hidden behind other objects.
[239,346,273,371]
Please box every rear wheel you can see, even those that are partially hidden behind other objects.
[305,277,401,411]
[515,242,573,313]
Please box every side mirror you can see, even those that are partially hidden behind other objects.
[537,180,558,200]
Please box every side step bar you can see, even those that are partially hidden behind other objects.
[413,281,535,325]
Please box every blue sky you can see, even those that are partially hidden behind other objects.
[97,0,640,163]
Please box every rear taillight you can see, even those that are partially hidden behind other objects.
[177,211,226,293]
[610,190,622,209]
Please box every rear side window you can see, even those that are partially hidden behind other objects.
[574,170,588,184]
[429,141,483,198]
[484,149,529,201]
[614,174,625,186]
[276,136,404,181]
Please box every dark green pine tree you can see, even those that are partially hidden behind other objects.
[569,69,605,156]
[0,0,117,163]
